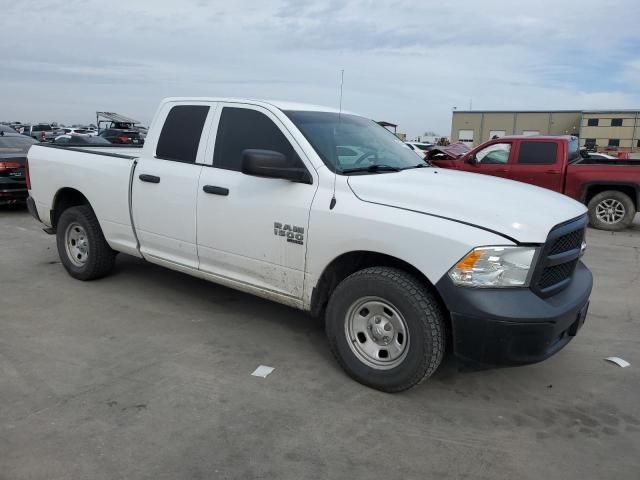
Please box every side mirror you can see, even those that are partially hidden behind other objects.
[241,149,312,184]
[464,154,478,165]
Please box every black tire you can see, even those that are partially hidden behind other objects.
[587,190,636,231]
[56,205,116,280]
[325,267,446,392]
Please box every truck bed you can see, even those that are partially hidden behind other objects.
[39,143,143,159]
[574,157,640,166]
[27,143,140,257]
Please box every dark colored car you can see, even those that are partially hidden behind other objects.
[0,132,38,205]
[0,125,18,134]
[53,135,112,146]
[98,128,144,145]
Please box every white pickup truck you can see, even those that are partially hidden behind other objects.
[26,97,593,392]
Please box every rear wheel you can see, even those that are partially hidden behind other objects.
[325,267,446,392]
[587,190,635,231]
[56,205,116,280]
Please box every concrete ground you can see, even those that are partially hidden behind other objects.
[1,207,639,480]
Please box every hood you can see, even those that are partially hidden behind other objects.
[347,168,587,243]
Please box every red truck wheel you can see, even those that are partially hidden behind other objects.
[587,191,636,231]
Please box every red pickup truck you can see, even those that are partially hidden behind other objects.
[430,135,640,230]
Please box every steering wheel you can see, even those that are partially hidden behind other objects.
[353,150,378,165]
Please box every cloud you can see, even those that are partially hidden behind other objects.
[1,0,639,137]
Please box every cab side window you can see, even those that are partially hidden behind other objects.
[213,107,303,171]
[517,141,558,165]
[156,105,210,163]
[476,142,511,164]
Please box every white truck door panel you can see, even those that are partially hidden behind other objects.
[132,160,203,267]
[196,104,317,298]
[197,170,315,297]
[132,102,215,268]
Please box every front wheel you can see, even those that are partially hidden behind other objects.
[587,190,636,231]
[56,205,116,280]
[325,267,446,392]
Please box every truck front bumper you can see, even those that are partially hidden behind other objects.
[435,261,592,366]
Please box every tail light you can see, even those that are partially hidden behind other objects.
[117,135,129,143]
[0,161,22,170]
[25,159,31,190]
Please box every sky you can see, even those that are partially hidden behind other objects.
[2,0,640,139]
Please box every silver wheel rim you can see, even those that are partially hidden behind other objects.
[64,222,89,266]
[344,296,409,370]
[595,198,626,224]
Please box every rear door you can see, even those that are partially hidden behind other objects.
[509,139,563,192]
[196,103,317,299]
[460,140,514,179]
[132,102,215,268]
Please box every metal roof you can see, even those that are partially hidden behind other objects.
[96,112,140,124]
[452,110,582,114]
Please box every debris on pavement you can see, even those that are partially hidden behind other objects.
[604,357,630,368]
[251,365,275,378]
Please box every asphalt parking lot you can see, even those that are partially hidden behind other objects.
[1,207,639,480]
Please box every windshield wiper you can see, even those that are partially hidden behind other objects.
[341,164,402,174]
[403,163,428,169]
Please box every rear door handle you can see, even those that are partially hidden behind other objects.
[203,185,229,196]
[545,169,560,174]
[139,174,160,184]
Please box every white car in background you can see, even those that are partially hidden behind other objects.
[405,142,434,159]
[60,128,91,136]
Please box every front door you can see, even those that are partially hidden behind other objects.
[461,141,513,179]
[196,104,317,299]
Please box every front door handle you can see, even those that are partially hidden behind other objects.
[203,185,229,196]
[139,174,160,184]
[545,170,560,174]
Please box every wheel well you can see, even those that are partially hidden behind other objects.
[584,185,638,210]
[310,251,447,321]
[51,188,90,228]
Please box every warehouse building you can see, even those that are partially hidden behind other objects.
[580,110,640,152]
[451,110,581,148]
[451,109,640,153]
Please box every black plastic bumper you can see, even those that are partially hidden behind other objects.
[26,196,41,222]
[435,262,592,366]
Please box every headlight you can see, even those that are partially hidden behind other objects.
[448,246,538,288]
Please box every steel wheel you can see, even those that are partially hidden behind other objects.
[595,198,626,225]
[64,222,90,266]
[344,296,410,370]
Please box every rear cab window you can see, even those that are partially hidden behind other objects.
[517,141,558,165]
[156,105,210,163]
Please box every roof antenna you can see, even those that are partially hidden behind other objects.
[330,69,344,211]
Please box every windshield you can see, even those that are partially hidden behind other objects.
[285,111,425,173]
[0,135,38,154]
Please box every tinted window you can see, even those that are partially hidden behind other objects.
[608,139,620,147]
[587,118,599,126]
[517,141,557,165]
[156,105,209,163]
[214,107,299,171]
[611,118,623,127]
